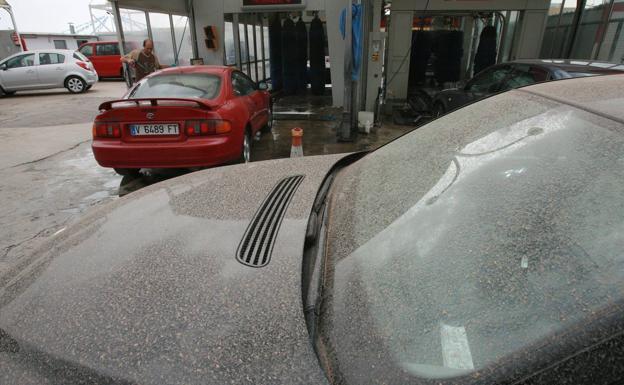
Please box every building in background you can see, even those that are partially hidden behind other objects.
[20,32,98,51]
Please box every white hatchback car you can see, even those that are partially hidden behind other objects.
[0,49,98,95]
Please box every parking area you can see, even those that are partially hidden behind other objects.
[0,80,413,282]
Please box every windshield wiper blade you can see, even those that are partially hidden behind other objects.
[303,203,329,340]
[303,172,338,341]
[305,174,334,246]
[302,153,366,336]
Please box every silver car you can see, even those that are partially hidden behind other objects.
[0,49,98,95]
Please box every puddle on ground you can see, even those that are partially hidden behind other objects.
[118,168,192,197]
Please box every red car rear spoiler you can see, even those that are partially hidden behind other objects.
[98,98,217,111]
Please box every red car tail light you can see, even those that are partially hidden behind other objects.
[185,120,232,136]
[76,61,91,71]
[93,122,121,138]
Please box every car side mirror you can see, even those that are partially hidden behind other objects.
[258,82,268,91]
[0,64,7,71]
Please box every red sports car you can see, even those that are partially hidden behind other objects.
[92,66,272,175]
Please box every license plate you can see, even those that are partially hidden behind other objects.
[130,123,179,136]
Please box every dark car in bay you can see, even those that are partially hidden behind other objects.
[431,59,624,116]
[2,75,624,384]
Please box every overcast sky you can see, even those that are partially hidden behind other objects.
[10,0,103,33]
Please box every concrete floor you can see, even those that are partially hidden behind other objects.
[255,91,413,161]
[0,81,125,283]
[0,81,414,282]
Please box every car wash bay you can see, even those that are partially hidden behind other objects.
[222,10,334,118]
[107,0,561,135]
[109,0,382,148]
[384,0,552,125]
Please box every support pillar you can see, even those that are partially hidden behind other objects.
[110,0,126,55]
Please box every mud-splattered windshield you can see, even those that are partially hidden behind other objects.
[320,89,624,383]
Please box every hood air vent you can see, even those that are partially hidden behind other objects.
[237,175,305,268]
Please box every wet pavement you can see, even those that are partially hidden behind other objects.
[253,116,413,161]
[0,81,126,281]
[0,142,121,286]
[256,90,415,161]
[0,83,415,282]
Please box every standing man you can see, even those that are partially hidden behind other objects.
[120,39,167,82]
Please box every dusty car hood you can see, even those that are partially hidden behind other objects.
[0,154,347,385]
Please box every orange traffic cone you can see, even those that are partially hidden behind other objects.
[290,127,304,157]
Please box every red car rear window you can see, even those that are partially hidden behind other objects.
[130,73,221,100]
